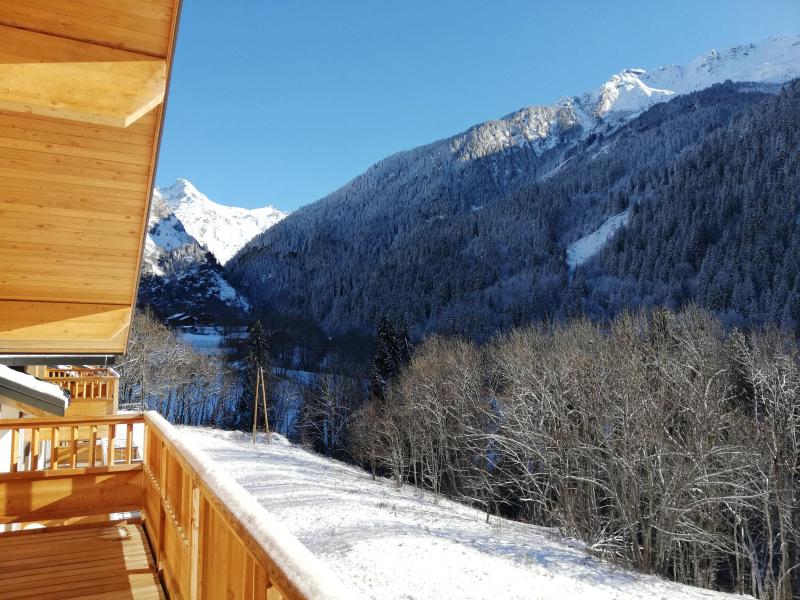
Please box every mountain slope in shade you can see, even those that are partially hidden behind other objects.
[159,178,287,265]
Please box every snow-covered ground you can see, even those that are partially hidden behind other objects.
[179,426,749,600]
[176,326,227,355]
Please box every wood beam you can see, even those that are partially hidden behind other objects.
[0,25,165,128]
[0,301,131,355]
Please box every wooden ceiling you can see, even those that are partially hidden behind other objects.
[0,1,181,356]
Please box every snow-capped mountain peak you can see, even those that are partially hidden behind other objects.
[159,178,287,265]
[588,68,675,120]
[141,180,287,318]
[450,35,800,161]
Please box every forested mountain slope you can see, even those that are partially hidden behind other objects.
[228,81,788,338]
[595,79,800,327]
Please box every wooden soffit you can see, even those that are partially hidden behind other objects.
[0,25,166,128]
[0,1,182,357]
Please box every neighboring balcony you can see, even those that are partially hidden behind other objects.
[0,412,346,600]
[40,366,120,417]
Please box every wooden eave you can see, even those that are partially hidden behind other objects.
[0,1,182,357]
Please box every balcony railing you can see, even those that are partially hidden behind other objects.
[0,412,350,600]
[41,366,120,417]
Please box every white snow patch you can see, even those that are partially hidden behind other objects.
[176,327,226,356]
[178,425,751,600]
[567,210,629,269]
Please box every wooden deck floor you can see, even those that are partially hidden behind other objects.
[0,522,165,599]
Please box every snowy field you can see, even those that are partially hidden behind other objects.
[179,427,750,600]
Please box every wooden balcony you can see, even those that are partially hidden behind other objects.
[40,366,119,418]
[0,413,347,600]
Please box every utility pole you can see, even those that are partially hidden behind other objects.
[252,366,270,443]
[251,366,261,443]
[260,366,270,443]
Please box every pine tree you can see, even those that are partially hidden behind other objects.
[369,317,399,401]
[235,320,271,430]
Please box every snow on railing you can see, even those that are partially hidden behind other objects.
[143,411,354,600]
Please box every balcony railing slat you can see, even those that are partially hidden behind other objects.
[49,427,58,470]
[10,428,18,472]
[70,425,78,468]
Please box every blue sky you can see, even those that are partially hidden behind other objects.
[156,0,799,211]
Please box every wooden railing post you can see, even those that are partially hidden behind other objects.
[70,426,78,468]
[49,427,59,470]
[10,428,18,472]
[126,423,134,464]
[190,483,202,600]
[90,425,98,466]
[106,423,115,465]
[31,428,39,471]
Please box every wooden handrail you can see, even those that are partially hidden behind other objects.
[0,413,141,430]
[142,411,351,600]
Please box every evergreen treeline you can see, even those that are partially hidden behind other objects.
[227,81,790,339]
[350,307,800,599]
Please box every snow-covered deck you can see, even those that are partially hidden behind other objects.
[180,427,753,600]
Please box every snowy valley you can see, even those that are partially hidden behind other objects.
[125,34,800,600]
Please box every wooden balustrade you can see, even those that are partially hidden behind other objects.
[143,413,331,600]
[0,412,350,600]
[0,414,144,525]
[41,366,120,416]
[0,413,141,473]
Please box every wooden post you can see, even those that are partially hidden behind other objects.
[31,428,39,471]
[251,367,261,444]
[260,366,270,440]
[126,423,134,463]
[90,425,98,466]
[10,428,18,472]
[70,426,78,468]
[50,427,59,470]
[106,423,115,465]
[189,484,202,600]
